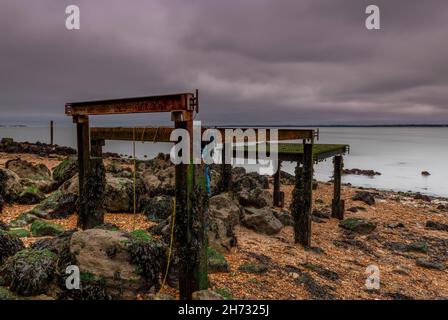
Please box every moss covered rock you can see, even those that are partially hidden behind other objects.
[29,190,77,219]
[339,218,377,234]
[208,247,230,273]
[0,230,25,265]
[141,195,174,222]
[6,228,30,238]
[30,220,64,237]
[17,185,45,205]
[0,249,58,296]
[238,262,268,274]
[0,286,19,300]
[52,156,78,187]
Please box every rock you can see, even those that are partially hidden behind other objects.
[414,193,431,202]
[237,187,273,208]
[0,195,3,213]
[0,249,58,296]
[104,174,134,212]
[192,290,224,300]
[387,222,405,229]
[5,159,51,182]
[8,213,39,228]
[339,218,377,234]
[141,196,173,222]
[64,229,165,300]
[208,193,240,252]
[347,206,367,213]
[280,171,295,185]
[242,207,283,235]
[273,210,294,226]
[6,228,30,238]
[28,190,77,219]
[312,209,331,219]
[30,220,64,237]
[16,185,45,205]
[343,168,381,176]
[426,220,448,232]
[301,263,339,281]
[238,262,268,274]
[0,286,19,300]
[141,166,175,196]
[437,204,448,211]
[415,258,445,271]
[0,231,25,265]
[352,191,375,206]
[0,140,76,157]
[233,172,269,192]
[393,265,411,276]
[421,171,431,176]
[294,272,334,300]
[52,156,78,187]
[207,247,230,273]
[384,241,428,254]
[0,168,23,203]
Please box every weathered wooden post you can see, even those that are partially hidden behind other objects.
[173,111,208,300]
[221,142,232,192]
[50,121,54,145]
[73,115,93,230]
[273,162,282,207]
[331,155,345,219]
[292,143,313,246]
[78,157,106,229]
[91,139,105,157]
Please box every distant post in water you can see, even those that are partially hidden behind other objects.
[50,121,54,145]
[331,155,345,219]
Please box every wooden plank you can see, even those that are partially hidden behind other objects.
[215,128,315,141]
[332,155,345,220]
[91,127,174,142]
[66,93,195,116]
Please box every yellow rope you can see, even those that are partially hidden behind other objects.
[156,197,176,298]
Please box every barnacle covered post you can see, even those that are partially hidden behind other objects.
[331,155,345,220]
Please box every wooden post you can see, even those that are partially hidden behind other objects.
[331,155,345,220]
[174,116,208,300]
[91,139,105,157]
[221,142,231,192]
[74,115,91,230]
[78,157,106,229]
[50,121,54,145]
[273,162,281,207]
[292,143,313,247]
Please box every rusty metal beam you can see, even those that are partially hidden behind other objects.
[91,127,175,143]
[66,93,196,116]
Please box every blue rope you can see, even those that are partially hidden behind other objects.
[205,164,211,195]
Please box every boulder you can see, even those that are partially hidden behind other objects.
[30,220,64,237]
[16,185,46,205]
[28,190,77,219]
[192,290,224,300]
[414,193,431,202]
[0,231,25,265]
[207,247,230,273]
[233,172,269,192]
[339,218,377,234]
[52,156,78,187]
[241,207,283,235]
[141,167,175,196]
[273,210,294,226]
[0,249,58,296]
[425,220,448,232]
[237,187,273,208]
[0,168,23,203]
[208,193,240,252]
[141,196,173,222]
[352,191,375,206]
[65,229,166,300]
[5,159,51,182]
[104,174,134,212]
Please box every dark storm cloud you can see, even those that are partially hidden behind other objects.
[1,0,448,125]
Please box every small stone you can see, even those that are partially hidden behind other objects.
[416,258,445,271]
[238,262,268,274]
[387,222,405,229]
[421,171,431,176]
[339,218,377,234]
[352,191,375,205]
[393,265,411,276]
[30,220,64,237]
[426,220,448,232]
[192,290,224,300]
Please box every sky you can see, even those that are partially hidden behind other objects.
[1,0,448,126]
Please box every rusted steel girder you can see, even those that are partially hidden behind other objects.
[90,127,316,143]
[65,92,197,116]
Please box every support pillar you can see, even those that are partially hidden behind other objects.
[74,115,92,230]
[221,142,231,192]
[331,155,345,220]
[50,121,54,146]
[293,143,313,247]
[91,139,105,157]
[174,116,208,300]
[273,161,284,207]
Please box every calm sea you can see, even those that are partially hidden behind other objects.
[1,126,447,197]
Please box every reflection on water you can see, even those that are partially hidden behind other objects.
[1,126,447,197]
